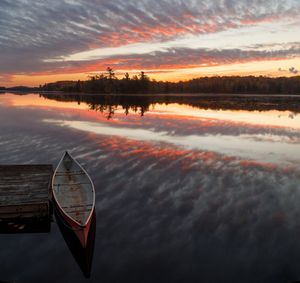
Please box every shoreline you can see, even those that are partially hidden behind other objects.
[3,90,300,98]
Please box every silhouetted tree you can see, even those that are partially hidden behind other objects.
[124,72,130,80]
[106,67,115,80]
[105,67,116,93]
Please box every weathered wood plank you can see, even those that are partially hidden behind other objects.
[0,203,49,218]
[0,165,53,228]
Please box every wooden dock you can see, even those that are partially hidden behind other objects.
[0,165,53,233]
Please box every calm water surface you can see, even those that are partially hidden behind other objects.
[1,92,300,282]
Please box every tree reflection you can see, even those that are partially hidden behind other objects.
[40,93,300,119]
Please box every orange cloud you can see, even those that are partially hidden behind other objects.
[27,45,300,78]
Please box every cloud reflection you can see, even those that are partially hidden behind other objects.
[1,94,300,282]
[45,118,300,165]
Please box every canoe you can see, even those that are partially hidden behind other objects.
[52,151,95,247]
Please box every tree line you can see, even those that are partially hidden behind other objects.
[41,67,300,94]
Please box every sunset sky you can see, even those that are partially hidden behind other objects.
[0,0,300,87]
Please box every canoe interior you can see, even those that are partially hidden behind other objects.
[53,153,94,227]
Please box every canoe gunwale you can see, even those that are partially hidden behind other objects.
[52,151,95,228]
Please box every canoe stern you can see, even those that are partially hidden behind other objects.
[75,219,92,248]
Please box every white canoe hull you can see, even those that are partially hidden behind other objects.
[52,152,95,247]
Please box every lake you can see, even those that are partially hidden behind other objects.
[1,92,300,282]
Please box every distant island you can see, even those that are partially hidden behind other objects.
[1,68,300,94]
[0,85,40,92]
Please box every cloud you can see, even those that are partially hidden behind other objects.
[0,74,14,85]
[289,67,298,74]
[2,0,299,49]
[278,66,299,74]
[1,43,300,76]
[1,0,300,76]
[111,46,300,69]
[34,45,300,75]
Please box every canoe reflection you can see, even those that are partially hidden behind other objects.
[54,208,96,278]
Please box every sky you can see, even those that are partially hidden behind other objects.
[0,0,300,87]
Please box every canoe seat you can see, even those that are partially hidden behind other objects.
[61,204,93,209]
[55,171,86,176]
[53,182,91,186]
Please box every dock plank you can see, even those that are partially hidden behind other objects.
[0,165,53,224]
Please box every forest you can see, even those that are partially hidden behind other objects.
[23,68,300,94]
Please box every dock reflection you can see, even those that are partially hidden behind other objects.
[54,208,96,278]
[0,218,51,234]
